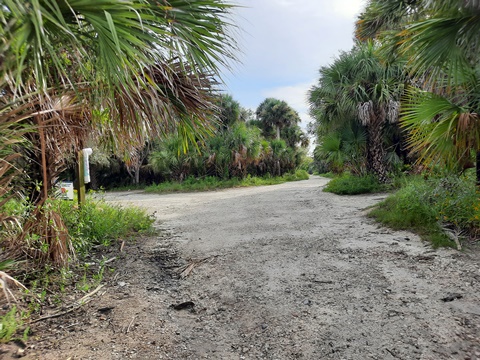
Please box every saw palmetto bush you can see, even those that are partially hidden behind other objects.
[0,0,238,268]
[308,41,406,182]
[0,102,30,256]
[357,0,480,183]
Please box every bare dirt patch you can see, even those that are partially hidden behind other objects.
[7,176,480,359]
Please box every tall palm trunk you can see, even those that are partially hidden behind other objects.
[367,108,388,183]
[477,151,480,187]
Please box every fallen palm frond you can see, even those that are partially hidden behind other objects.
[15,201,74,268]
[177,255,218,279]
[31,284,105,324]
[0,271,28,305]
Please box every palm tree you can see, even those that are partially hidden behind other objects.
[355,0,426,41]
[149,134,199,182]
[308,41,405,182]
[1,0,238,196]
[0,0,239,265]
[385,0,480,184]
[216,94,241,129]
[256,98,301,140]
[281,125,309,149]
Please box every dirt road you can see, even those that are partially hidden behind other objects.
[37,176,479,359]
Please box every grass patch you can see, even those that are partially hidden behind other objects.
[107,184,146,192]
[317,171,336,178]
[1,196,155,257]
[0,306,28,343]
[145,171,309,194]
[323,173,386,195]
[56,197,155,254]
[0,196,155,337]
[369,175,480,248]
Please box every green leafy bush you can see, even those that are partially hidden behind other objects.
[323,174,385,195]
[369,175,480,247]
[0,307,21,343]
[56,197,155,254]
[283,170,309,181]
[369,178,438,227]
[428,176,480,233]
[145,172,309,194]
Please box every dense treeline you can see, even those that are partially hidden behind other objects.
[0,0,310,276]
[85,95,309,189]
[309,0,479,181]
[308,0,480,245]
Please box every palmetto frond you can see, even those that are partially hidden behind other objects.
[355,0,426,41]
[401,87,480,169]
[1,0,237,154]
[1,0,237,92]
[387,0,480,178]
[397,1,479,88]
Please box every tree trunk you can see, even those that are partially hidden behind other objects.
[37,118,49,202]
[134,163,141,185]
[366,110,388,183]
[276,125,281,140]
[476,150,480,188]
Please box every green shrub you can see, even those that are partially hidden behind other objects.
[56,197,155,254]
[293,169,310,180]
[145,172,309,193]
[0,307,21,343]
[428,176,480,232]
[369,175,480,248]
[1,199,28,217]
[318,172,336,178]
[282,171,305,182]
[369,179,437,227]
[323,174,385,195]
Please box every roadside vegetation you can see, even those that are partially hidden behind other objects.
[309,0,480,249]
[370,173,480,248]
[323,174,387,195]
[1,0,479,344]
[145,171,309,194]
[0,0,312,342]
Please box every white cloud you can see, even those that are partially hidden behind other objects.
[225,0,367,131]
[333,0,366,19]
[229,0,365,85]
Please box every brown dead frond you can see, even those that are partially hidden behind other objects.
[8,202,74,268]
[97,60,218,155]
[0,271,27,305]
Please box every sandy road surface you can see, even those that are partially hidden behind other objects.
[36,176,479,359]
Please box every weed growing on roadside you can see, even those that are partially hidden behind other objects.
[77,263,92,292]
[55,197,155,255]
[369,174,479,247]
[145,171,309,193]
[323,173,386,195]
[0,307,21,343]
[75,257,110,293]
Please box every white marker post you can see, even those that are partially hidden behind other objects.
[82,148,93,183]
[77,148,93,206]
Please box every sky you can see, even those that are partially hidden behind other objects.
[221,0,367,132]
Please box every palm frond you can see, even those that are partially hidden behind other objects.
[401,87,480,168]
[355,0,426,41]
